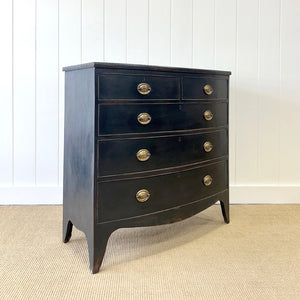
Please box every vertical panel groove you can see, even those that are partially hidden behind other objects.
[170,0,172,65]
[258,0,280,184]
[103,0,105,61]
[149,0,171,65]
[127,0,148,64]
[57,0,60,185]
[12,0,15,186]
[105,0,126,62]
[57,0,60,187]
[234,0,238,186]
[191,0,193,66]
[257,0,260,181]
[36,0,59,185]
[58,0,60,185]
[193,0,215,68]
[171,0,192,67]
[80,0,82,63]
[213,0,216,68]
[147,0,149,64]
[215,0,237,186]
[58,0,81,185]
[278,0,282,185]
[14,0,36,185]
[125,0,128,62]
[34,0,37,185]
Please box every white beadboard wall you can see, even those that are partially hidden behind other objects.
[0,0,300,204]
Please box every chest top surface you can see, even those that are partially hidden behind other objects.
[63,62,231,76]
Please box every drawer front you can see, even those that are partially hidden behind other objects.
[98,74,180,100]
[97,130,227,177]
[97,160,228,222]
[98,102,228,135]
[183,77,228,99]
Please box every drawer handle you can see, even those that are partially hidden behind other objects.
[136,149,151,161]
[203,175,213,186]
[203,141,213,152]
[204,110,213,121]
[203,84,213,95]
[136,189,150,202]
[137,82,151,95]
[137,112,151,125]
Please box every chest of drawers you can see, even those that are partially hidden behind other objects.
[62,62,231,273]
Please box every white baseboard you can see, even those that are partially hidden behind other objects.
[0,186,299,205]
[0,186,63,205]
[230,186,300,204]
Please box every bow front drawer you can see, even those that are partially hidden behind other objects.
[183,77,228,100]
[98,74,180,100]
[97,160,228,223]
[98,102,228,135]
[97,130,228,177]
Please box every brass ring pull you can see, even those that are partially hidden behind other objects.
[203,175,213,186]
[137,112,151,125]
[136,149,151,161]
[136,189,150,202]
[203,141,213,152]
[203,84,213,95]
[204,110,213,121]
[137,82,151,95]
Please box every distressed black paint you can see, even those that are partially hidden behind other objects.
[63,62,231,274]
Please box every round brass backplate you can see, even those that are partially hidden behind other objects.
[137,112,151,125]
[204,110,213,121]
[137,82,151,95]
[136,149,151,161]
[203,175,213,186]
[203,141,213,152]
[203,84,213,95]
[136,189,150,202]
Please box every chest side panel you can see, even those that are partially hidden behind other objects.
[63,68,96,233]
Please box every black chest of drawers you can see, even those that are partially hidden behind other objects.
[62,62,231,273]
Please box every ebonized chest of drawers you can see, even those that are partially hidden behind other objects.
[62,62,231,273]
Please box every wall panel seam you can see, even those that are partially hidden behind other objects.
[103,0,105,61]
[12,0,15,186]
[257,0,261,182]
[147,0,150,64]
[80,0,82,62]
[57,0,60,185]
[234,0,238,185]
[34,0,37,185]
[125,0,128,62]
[191,0,193,67]
[213,0,216,68]
[278,0,282,185]
[170,0,172,65]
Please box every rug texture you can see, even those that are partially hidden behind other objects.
[0,205,299,299]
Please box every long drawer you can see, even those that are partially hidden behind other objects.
[98,74,180,100]
[97,130,227,177]
[98,102,228,135]
[97,160,228,222]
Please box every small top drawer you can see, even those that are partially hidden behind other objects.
[183,77,228,100]
[98,74,180,100]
